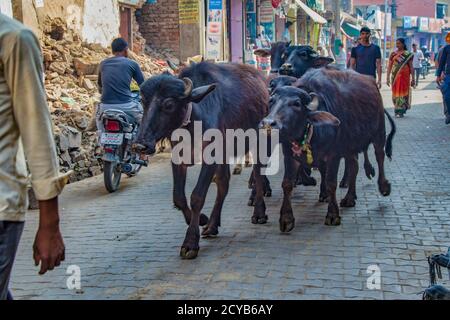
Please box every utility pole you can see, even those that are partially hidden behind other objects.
[384,0,389,69]
[334,0,341,54]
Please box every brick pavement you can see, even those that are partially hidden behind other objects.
[9,76,450,300]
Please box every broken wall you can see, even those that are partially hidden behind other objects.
[13,0,121,47]
[0,0,13,17]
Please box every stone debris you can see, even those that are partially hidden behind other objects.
[41,17,171,183]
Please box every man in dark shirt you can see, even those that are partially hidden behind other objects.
[96,38,145,131]
[350,27,382,89]
[437,41,450,124]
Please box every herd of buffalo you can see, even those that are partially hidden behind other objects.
[134,42,397,260]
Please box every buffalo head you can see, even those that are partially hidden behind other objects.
[279,46,334,78]
[269,75,298,95]
[260,86,340,145]
[135,73,216,155]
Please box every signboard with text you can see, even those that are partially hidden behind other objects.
[179,0,199,24]
[206,0,223,60]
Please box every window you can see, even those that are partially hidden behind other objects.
[437,3,447,19]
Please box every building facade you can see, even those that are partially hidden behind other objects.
[354,0,449,52]
[138,0,327,64]
[5,0,144,49]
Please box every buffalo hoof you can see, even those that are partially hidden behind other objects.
[340,197,356,208]
[202,225,219,238]
[302,176,317,187]
[252,215,268,225]
[339,180,349,189]
[379,181,391,197]
[199,214,209,227]
[233,166,242,175]
[365,164,376,180]
[279,217,295,233]
[325,215,341,226]
[265,190,272,197]
[180,247,199,260]
[319,194,329,203]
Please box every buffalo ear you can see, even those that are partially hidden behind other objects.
[254,48,271,58]
[307,111,340,127]
[312,57,334,68]
[190,84,217,103]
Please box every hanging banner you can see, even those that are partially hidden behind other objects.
[206,0,223,60]
[260,0,274,23]
[179,0,199,24]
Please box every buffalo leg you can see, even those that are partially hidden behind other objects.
[248,170,272,206]
[339,158,350,189]
[374,141,391,197]
[318,160,328,202]
[180,164,217,260]
[363,148,376,180]
[202,165,230,238]
[251,164,268,224]
[340,154,359,208]
[172,164,209,226]
[296,166,317,186]
[325,156,342,226]
[280,145,298,233]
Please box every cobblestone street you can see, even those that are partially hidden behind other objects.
[10,76,450,300]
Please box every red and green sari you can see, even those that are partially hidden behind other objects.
[389,50,414,116]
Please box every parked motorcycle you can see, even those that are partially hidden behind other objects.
[99,97,148,193]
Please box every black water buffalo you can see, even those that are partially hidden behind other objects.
[135,62,269,259]
[261,66,396,231]
[279,45,377,186]
[254,41,292,76]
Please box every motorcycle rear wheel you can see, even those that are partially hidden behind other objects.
[104,161,122,193]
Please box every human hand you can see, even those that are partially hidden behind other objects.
[33,198,65,275]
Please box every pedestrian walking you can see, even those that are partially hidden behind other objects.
[437,33,450,125]
[412,43,424,88]
[386,38,415,118]
[0,13,71,300]
[335,43,347,70]
[350,27,383,89]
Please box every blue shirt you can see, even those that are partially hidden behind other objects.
[99,56,145,104]
[437,45,450,76]
[351,44,381,78]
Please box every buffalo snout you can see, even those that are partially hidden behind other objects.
[279,63,293,75]
[260,118,282,132]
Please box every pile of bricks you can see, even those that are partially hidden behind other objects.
[40,17,172,183]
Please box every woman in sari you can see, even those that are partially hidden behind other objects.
[387,38,415,118]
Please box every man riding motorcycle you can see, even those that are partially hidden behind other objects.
[96,38,147,174]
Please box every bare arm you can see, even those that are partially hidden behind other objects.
[376,58,382,88]
[350,57,356,70]
[386,55,392,86]
[6,29,69,275]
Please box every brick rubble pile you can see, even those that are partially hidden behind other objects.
[41,17,170,182]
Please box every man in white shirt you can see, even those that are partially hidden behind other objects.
[335,44,347,70]
[412,43,424,88]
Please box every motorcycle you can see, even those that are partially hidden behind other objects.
[421,58,431,79]
[99,94,148,193]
